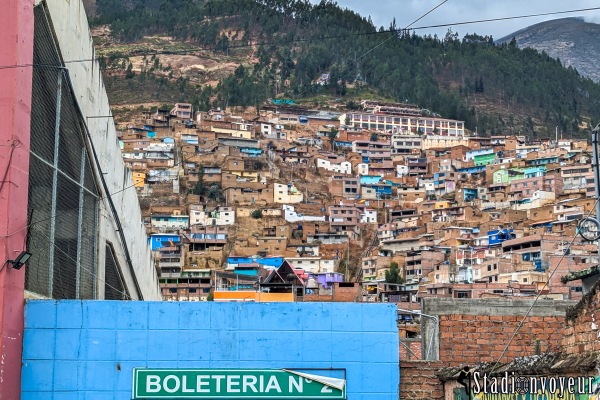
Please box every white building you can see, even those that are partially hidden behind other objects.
[283,205,327,222]
[316,158,352,175]
[391,132,422,155]
[274,183,304,203]
[189,206,236,227]
[357,163,369,176]
[151,215,190,231]
[284,257,337,274]
[361,209,378,224]
[397,165,409,177]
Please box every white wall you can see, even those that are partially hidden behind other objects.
[274,183,304,203]
[316,159,352,175]
[361,210,378,224]
[357,163,369,176]
[43,0,161,300]
[283,205,326,222]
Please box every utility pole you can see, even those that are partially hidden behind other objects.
[591,124,600,253]
[345,237,350,282]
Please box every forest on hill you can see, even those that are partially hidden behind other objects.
[89,0,600,137]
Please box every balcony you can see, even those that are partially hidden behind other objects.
[159,261,183,268]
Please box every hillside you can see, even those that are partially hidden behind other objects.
[85,0,600,138]
[497,17,600,83]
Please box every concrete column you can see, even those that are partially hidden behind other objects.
[0,0,34,398]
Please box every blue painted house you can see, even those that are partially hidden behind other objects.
[458,165,486,174]
[149,233,181,251]
[487,228,515,247]
[333,140,352,149]
[227,256,284,272]
[463,188,478,201]
[360,175,383,185]
[240,147,264,157]
[366,184,392,197]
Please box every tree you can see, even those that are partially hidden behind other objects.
[385,262,403,284]
[207,184,225,202]
[251,209,263,219]
[327,128,338,150]
[125,62,134,79]
[192,168,206,196]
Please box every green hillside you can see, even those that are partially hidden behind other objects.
[88,0,600,137]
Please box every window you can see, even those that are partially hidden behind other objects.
[523,278,528,283]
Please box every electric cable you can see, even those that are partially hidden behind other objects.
[289,0,450,101]
[0,5,598,71]
[0,140,23,195]
[488,195,600,375]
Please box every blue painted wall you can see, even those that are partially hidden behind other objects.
[22,301,399,400]
[149,234,181,251]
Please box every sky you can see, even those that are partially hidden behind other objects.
[309,1,600,40]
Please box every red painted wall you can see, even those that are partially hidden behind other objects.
[0,0,34,398]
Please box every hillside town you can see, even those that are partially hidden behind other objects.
[7,0,600,398]
[119,99,598,307]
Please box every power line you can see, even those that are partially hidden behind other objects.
[488,196,600,375]
[0,140,22,195]
[289,0,450,101]
[411,7,600,31]
[405,0,450,29]
[0,5,598,72]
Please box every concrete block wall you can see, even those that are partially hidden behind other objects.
[423,298,574,365]
[21,300,399,400]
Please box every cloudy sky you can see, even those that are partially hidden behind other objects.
[310,1,600,40]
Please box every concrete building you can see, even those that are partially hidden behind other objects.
[170,103,192,119]
[151,214,190,232]
[189,205,235,227]
[391,132,422,155]
[273,183,304,203]
[345,110,465,136]
[328,205,362,237]
[329,175,360,198]
[316,155,352,174]
[0,0,161,397]
[283,205,327,222]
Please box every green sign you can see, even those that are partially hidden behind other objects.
[132,368,347,399]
